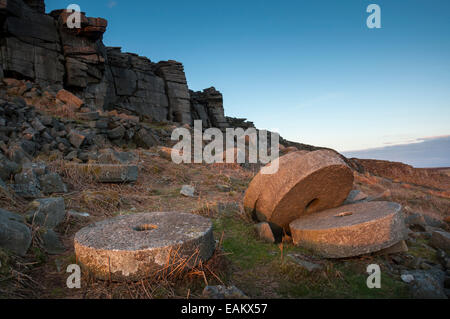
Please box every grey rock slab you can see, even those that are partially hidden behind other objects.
[0,208,31,256]
[38,173,68,194]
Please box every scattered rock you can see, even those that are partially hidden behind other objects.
[376,240,409,255]
[430,231,450,254]
[254,222,275,243]
[156,146,173,161]
[344,190,368,204]
[202,285,249,299]
[26,197,66,229]
[38,173,68,194]
[290,201,407,258]
[401,274,415,283]
[41,229,65,255]
[13,170,42,198]
[287,254,324,272]
[403,269,447,299]
[180,185,195,197]
[0,209,32,256]
[68,130,86,148]
[215,202,240,214]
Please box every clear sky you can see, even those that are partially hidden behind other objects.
[46,0,450,153]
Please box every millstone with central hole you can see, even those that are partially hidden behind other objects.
[289,201,407,258]
[74,212,215,282]
[244,149,354,232]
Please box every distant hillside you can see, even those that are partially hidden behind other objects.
[343,136,450,168]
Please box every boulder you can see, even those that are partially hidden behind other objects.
[375,240,409,255]
[290,201,407,258]
[0,153,20,180]
[38,173,68,194]
[0,208,32,256]
[134,128,159,148]
[287,254,324,272]
[26,197,66,229]
[180,185,195,197]
[431,231,450,254]
[244,150,354,231]
[41,228,65,255]
[13,170,42,198]
[68,129,86,148]
[97,149,136,164]
[344,190,368,205]
[56,89,84,109]
[254,222,275,243]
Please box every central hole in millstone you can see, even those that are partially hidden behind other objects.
[134,224,158,231]
[335,212,353,217]
[305,198,320,214]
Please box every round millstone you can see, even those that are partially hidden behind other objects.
[74,212,215,282]
[244,149,354,231]
[289,201,407,258]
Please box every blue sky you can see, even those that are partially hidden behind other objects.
[46,0,450,154]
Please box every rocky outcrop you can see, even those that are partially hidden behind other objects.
[349,158,450,191]
[0,0,229,127]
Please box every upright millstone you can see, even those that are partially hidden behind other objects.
[244,150,354,231]
[289,201,408,258]
[74,212,215,282]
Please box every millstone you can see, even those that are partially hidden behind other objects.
[289,201,407,258]
[74,212,215,282]
[69,163,138,183]
[244,150,354,231]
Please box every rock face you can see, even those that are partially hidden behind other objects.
[289,201,407,258]
[0,208,32,256]
[0,0,229,127]
[244,150,354,231]
[74,212,215,282]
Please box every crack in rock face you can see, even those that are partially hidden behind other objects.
[74,212,215,282]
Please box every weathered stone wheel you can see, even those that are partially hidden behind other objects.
[74,212,215,282]
[290,201,407,258]
[244,149,354,232]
